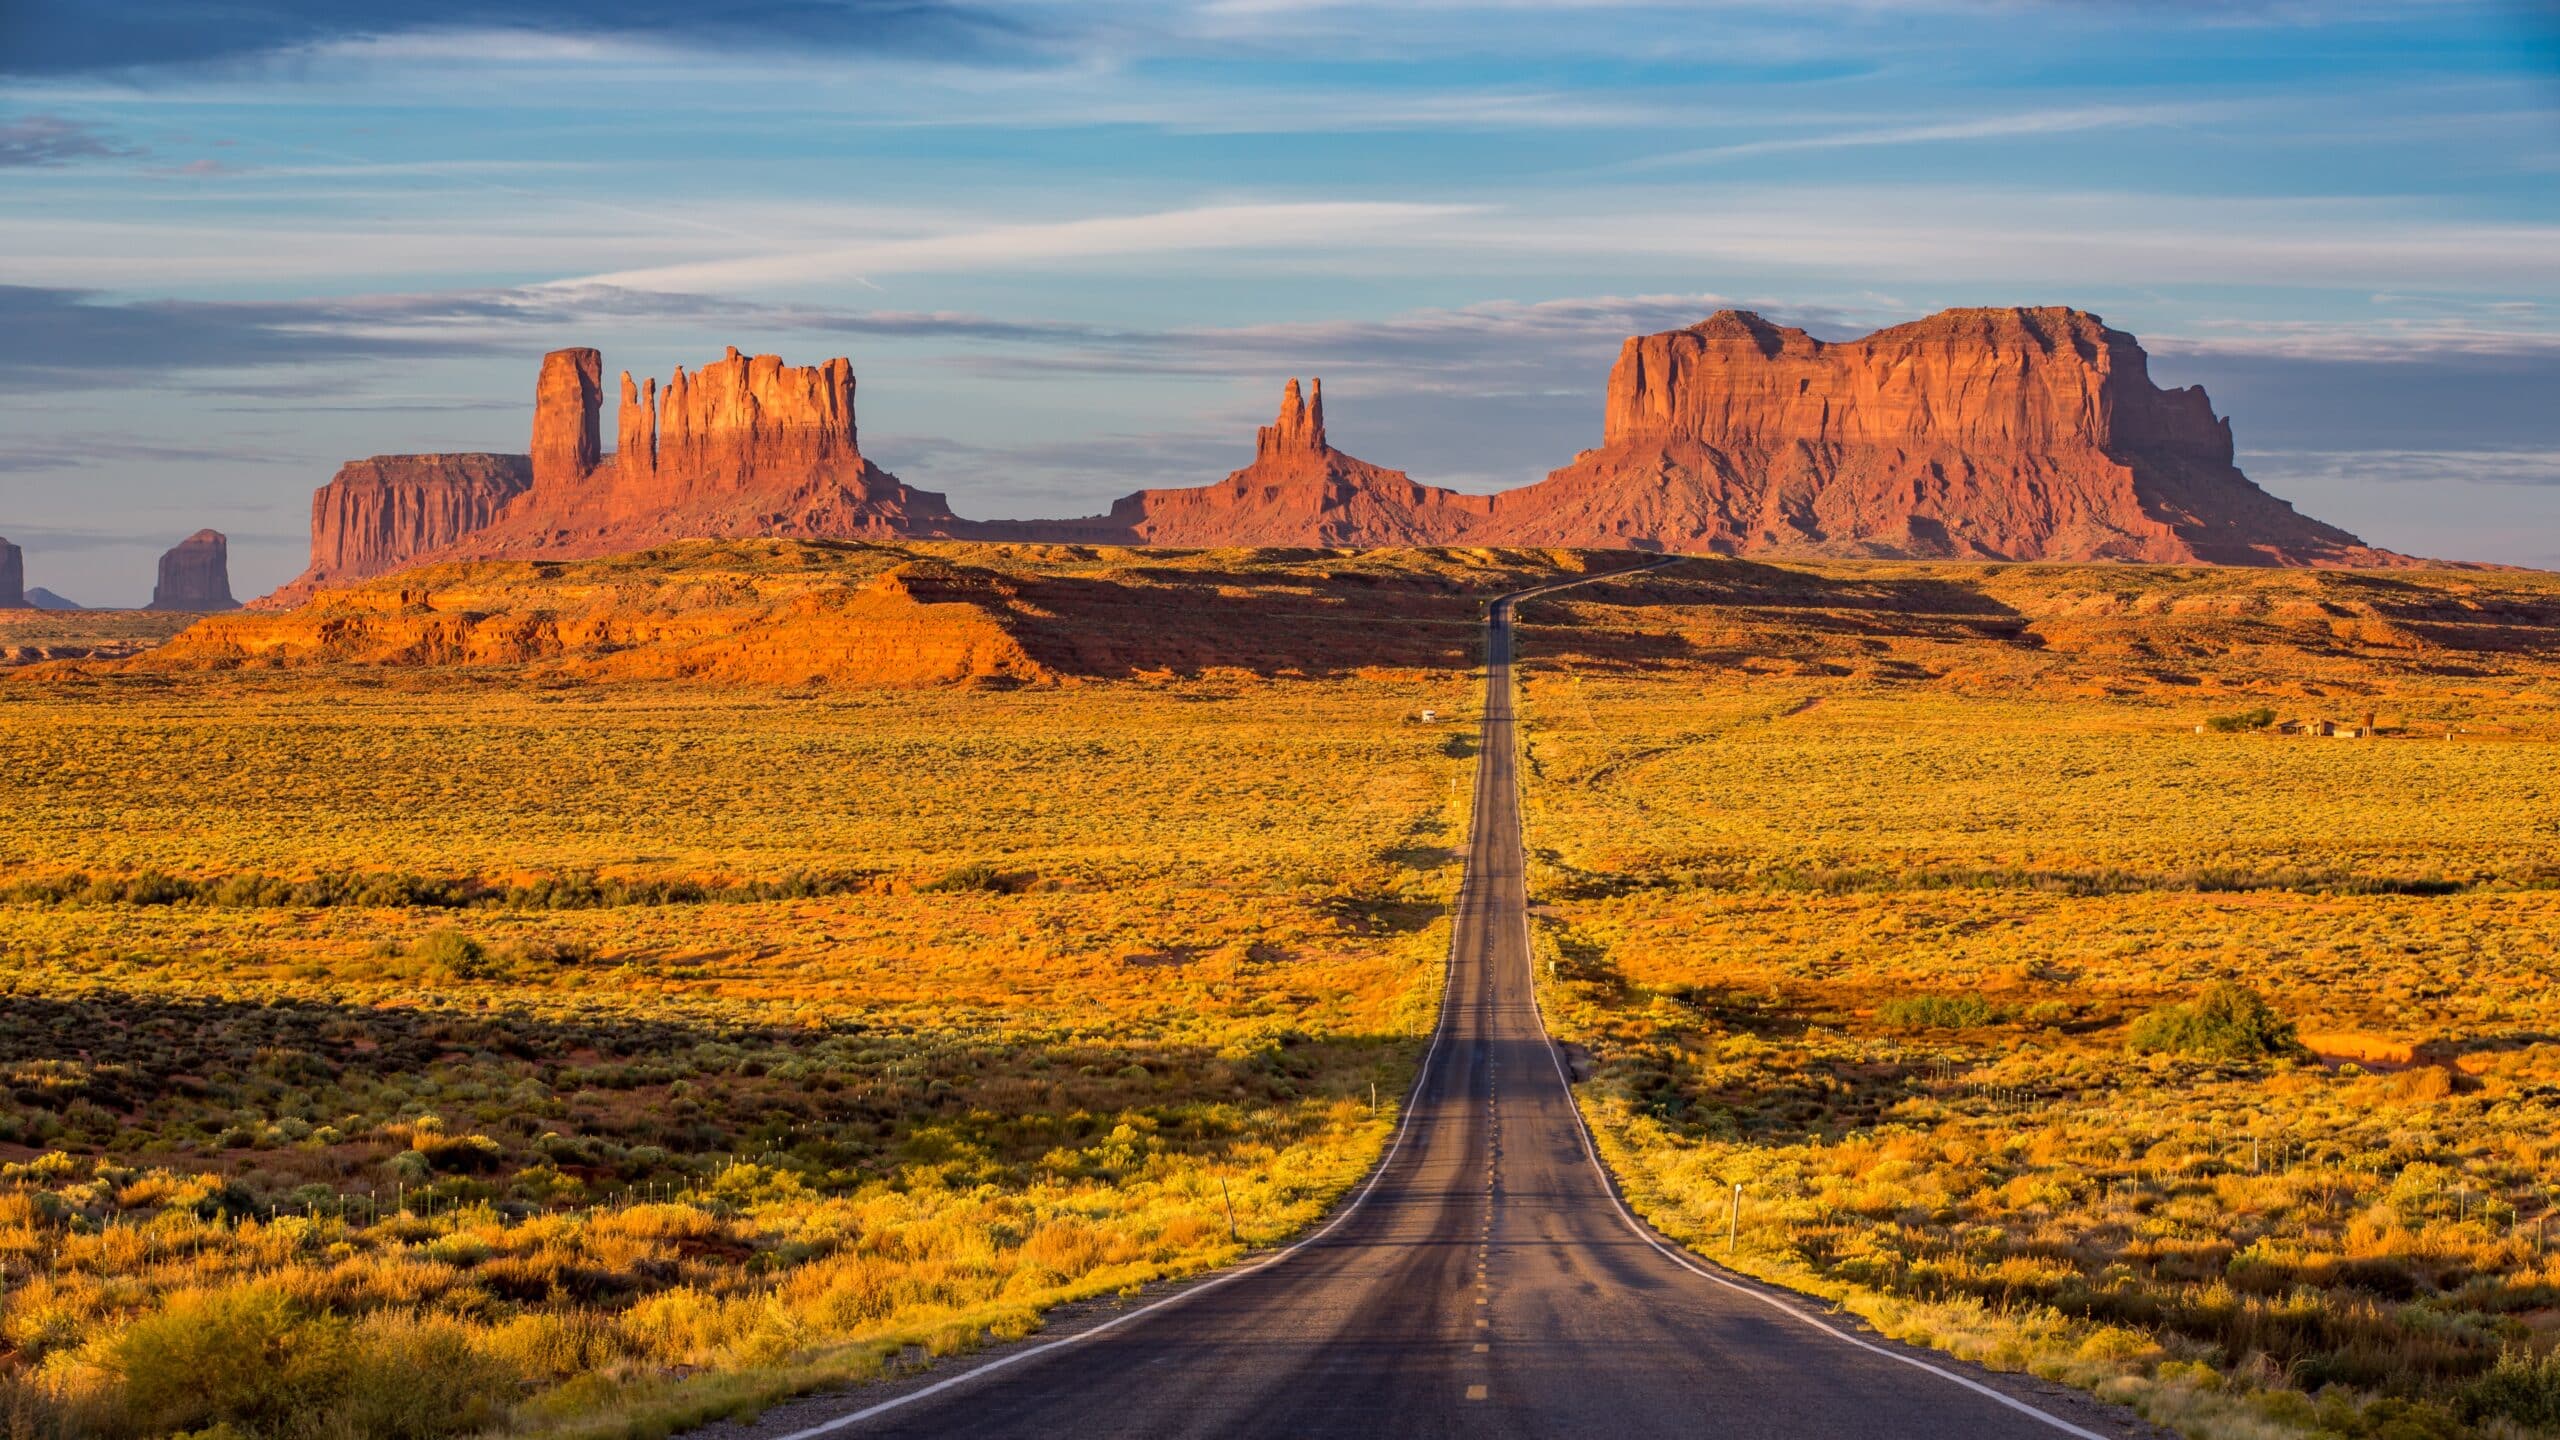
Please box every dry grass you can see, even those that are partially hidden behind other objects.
[0,645,1479,1437]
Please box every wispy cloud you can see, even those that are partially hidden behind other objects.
[0,113,134,167]
[2243,448,2560,488]
[0,285,513,388]
[564,201,1487,291]
[1619,104,2201,169]
[2152,316,2560,362]
[0,437,300,472]
[0,2,1036,77]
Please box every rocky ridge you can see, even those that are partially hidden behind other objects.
[146,540,1607,684]
[262,308,2404,602]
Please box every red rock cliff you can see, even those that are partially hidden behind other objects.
[1491,307,2391,564]
[150,529,238,611]
[300,454,535,590]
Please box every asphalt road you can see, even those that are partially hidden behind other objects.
[743,568,2160,1440]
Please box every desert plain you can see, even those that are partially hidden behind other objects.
[0,542,2554,1439]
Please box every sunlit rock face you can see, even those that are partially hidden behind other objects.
[1494,307,2393,565]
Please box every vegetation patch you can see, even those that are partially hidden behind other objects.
[2126,981,2303,1062]
[1517,561,2560,1440]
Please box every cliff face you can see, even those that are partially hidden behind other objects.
[1496,307,2391,565]
[0,537,23,609]
[150,529,239,612]
[1004,378,1496,548]
[303,454,534,589]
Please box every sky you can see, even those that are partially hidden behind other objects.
[3,1,2557,604]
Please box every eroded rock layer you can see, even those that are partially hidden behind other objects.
[149,530,238,612]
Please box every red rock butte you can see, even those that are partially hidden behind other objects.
[991,377,1497,547]
[281,345,962,601]
[1491,307,2391,565]
[150,529,239,612]
[269,307,2402,603]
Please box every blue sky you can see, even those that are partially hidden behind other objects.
[3,1,2556,602]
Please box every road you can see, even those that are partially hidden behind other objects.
[745,567,2155,1440]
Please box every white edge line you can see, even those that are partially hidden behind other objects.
[1499,565,2114,1440]
[765,568,1611,1438]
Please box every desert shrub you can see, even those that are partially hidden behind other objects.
[104,1286,345,1435]
[95,1287,519,1440]
[2205,706,2277,733]
[331,1310,520,1440]
[2462,1346,2560,1429]
[406,928,490,981]
[1876,994,2007,1028]
[923,862,1008,894]
[411,1129,507,1173]
[2126,981,2299,1061]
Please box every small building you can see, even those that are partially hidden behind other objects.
[1419,709,1438,724]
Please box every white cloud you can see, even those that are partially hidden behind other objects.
[561,201,1487,291]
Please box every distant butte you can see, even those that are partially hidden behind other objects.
[262,306,2404,602]
[150,529,240,612]
[990,377,1495,547]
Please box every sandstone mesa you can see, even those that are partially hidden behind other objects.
[271,306,2401,604]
